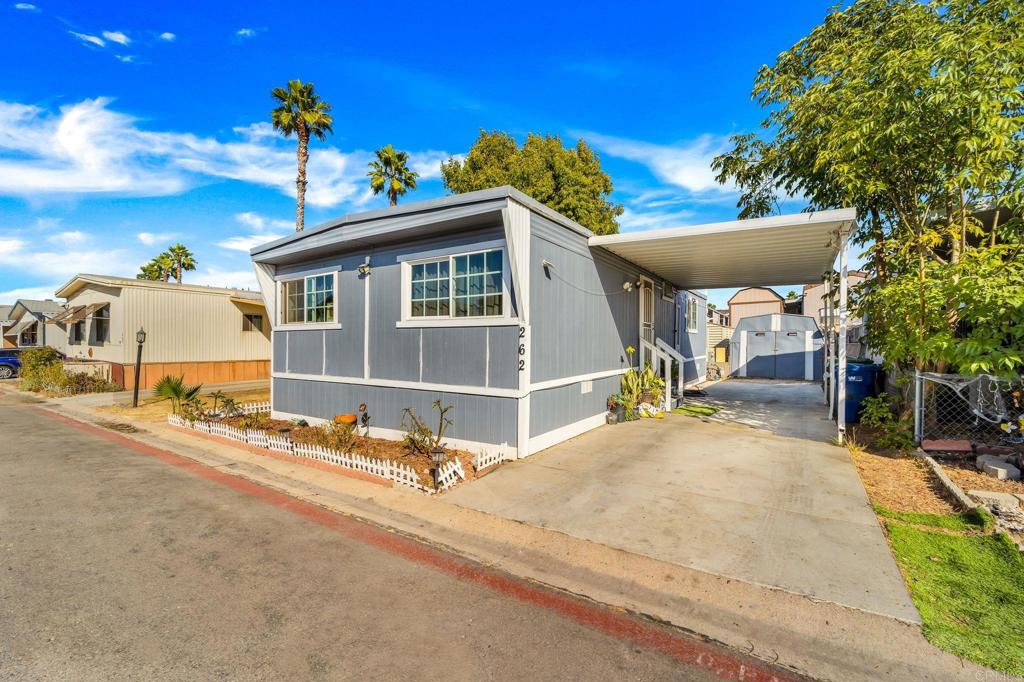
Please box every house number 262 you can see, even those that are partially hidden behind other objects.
[518,326,526,371]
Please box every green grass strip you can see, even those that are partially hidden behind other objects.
[671,404,719,417]
[874,505,994,532]
[886,523,1024,675]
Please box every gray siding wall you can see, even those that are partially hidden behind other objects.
[273,377,518,446]
[530,375,619,437]
[677,290,708,384]
[529,214,677,383]
[276,226,518,389]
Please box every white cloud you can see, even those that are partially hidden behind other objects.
[46,230,87,246]
[158,32,176,42]
[217,212,292,252]
[115,55,135,63]
[0,284,61,302]
[583,131,731,194]
[137,231,175,246]
[236,27,257,38]
[13,3,39,11]
[0,232,138,281]
[101,30,130,45]
[0,97,452,208]
[68,31,104,48]
[408,150,452,180]
[617,206,697,233]
[189,266,258,290]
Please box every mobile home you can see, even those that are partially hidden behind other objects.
[251,187,706,458]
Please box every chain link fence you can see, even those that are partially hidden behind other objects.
[915,372,1024,445]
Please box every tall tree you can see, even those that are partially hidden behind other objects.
[167,243,197,283]
[270,80,334,232]
[137,253,175,282]
[441,131,624,235]
[712,0,1024,376]
[367,144,419,206]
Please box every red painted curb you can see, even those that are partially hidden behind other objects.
[38,408,801,682]
[165,424,394,488]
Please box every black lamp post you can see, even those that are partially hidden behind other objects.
[430,445,445,491]
[132,327,147,408]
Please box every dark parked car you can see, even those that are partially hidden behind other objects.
[0,349,22,379]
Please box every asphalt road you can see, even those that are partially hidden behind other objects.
[0,392,801,682]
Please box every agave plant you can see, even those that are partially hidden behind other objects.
[154,374,202,415]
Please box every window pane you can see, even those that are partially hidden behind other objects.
[454,298,467,317]
[425,261,437,278]
[454,276,467,296]
[412,282,424,300]
[439,299,450,316]
[486,273,501,294]
[411,301,424,317]
[439,279,449,298]
[425,300,438,316]
[425,280,437,299]
[469,253,484,274]
[485,294,502,316]
[486,250,502,272]
[469,296,485,317]
[439,260,450,278]
[325,304,333,322]
[454,255,468,275]
[412,264,424,281]
[469,275,484,295]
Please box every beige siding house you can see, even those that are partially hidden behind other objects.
[53,274,270,389]
[727,287,784,328]
[801,271,868,328]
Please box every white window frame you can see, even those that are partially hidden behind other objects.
[276,270,341,330]
[397,244,517,328]
[687,296,699,333]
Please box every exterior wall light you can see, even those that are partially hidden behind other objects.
[357,262,372,276]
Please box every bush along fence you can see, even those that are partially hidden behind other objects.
[167,405,468,494]
[914,371,1024,445]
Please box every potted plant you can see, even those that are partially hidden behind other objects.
[607,394,627,423]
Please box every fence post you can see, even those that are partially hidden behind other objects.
[913,370,924,443]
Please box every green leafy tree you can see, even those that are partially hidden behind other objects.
[712,0,1024,377]
[167,243,196,283]
[270,80,334,232]
[367,144,419,206]
[441,130,624,235]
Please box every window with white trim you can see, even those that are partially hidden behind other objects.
[408,248,504,319]
[281,273,336,324]
[687,297,698,333]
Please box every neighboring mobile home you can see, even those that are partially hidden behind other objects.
[727,287,785,328]
[2,299,67,350]
[52,275,270,389]
[0,305,13,348]
[251,186,707,459]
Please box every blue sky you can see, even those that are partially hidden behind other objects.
[0,0,837,306]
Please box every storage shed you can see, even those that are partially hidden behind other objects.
[730,313,824,381]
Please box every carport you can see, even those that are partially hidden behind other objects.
[590,208,857,441]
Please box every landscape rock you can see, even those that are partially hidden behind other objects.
[982,460,1021,481]
[975,444,1016,456]
[976,454,1010,470]
[922,439,973,453]
[968,490,1021,510]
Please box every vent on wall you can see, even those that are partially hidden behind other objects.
[580,380,593,394]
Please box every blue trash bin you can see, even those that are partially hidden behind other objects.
[834,362,883,423]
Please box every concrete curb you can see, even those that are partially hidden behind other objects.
[914,449,978,510]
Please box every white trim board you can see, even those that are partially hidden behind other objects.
[526,412,607,457]
[529,367,631,393]
[272,371,522,399]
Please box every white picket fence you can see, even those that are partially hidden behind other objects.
[167,413,434,493]
[238,401,271,415]
[471,449,510,472]
[437,457,466,491]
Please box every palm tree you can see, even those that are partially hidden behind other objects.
[153,374,202,414]
[270,80,334,231]
[167,243,197,283]
[367,144,419,206]
[137,253,175,282]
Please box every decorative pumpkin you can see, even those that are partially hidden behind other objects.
[334,414,357,425]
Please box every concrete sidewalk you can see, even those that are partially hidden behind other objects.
[7,384,998,682]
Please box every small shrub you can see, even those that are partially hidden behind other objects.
[239,411,269,430]
[860,393,916,452]
[306,421,356,452]
[63,371,120,394]
[401,400,453,455]
[153,374,202,414]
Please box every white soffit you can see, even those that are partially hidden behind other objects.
[590,209,857,289]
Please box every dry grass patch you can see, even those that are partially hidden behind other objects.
[848,444,956,515]
[99,387,270,423]
[940,459,1024,496]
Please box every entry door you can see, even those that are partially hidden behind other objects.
[639,278,654,368]
[745,331,776,377]
[774,330,806,379]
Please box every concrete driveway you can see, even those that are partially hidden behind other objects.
[691,378,836,441]
[447,381,918,622]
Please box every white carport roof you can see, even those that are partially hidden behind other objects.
[590,208,857,290]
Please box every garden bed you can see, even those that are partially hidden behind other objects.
[848,445,957,515]
[217,415,478,489]
[934,458,1024,496]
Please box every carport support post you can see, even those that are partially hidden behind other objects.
[837,233,849,443]
[824,274,832,410]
